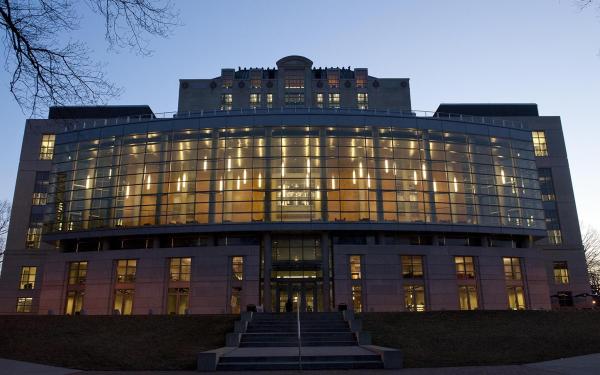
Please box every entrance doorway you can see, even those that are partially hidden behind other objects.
[275,281,320,312]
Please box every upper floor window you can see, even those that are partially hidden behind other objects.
[454,256,476,280]
[251,79,262,89]
[402,255,424,279]
[357,93,368,109]
[328,93,340,109]
[249,93,261,108]
[68,261,88,285]
[355,70,368,88]
[116,259,137,283]
[232,256,244,280]
[538,168,555,201]
[25,226,42,249]
[222,79,233,89]
[548,229,563,245]
[266,93,273,108]
[284,93,304,106]
[553,261,569,284]
[16,297,33,313]
[19,266,37,289]
[220,94,233,110]
[532,131,548,157]
[32,171,50,205]
[503,257,522,281]
[39,134,55,160]
[169,257,191,282]
[315,93,324,108]
[284,78,304,89]
[328,73,340,88]
[349,255,362,280]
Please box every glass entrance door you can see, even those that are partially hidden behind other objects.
[275,281,319,312]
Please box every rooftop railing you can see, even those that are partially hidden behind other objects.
[54,107,527,133]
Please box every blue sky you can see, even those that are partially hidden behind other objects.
[1,0,599,230]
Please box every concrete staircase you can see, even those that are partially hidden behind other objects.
[197,311,402,371]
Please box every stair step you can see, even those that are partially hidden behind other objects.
[220,354,381,363]
[216,360,383,370]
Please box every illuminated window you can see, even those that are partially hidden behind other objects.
[315,93,324,108]
[39,134,55,160]
[266,93,273,108]
[402,255,424,279]
[220,94,233,110]
[116,259,137,283]
[32,171,49,205]
[532,131,548,157]
[19,266,37,289]
[328,93,340,109]
[349,255,362,280]
[25,226,42,249]
[507,286,526,310]
[503,257,522,281]
[404,285,425,311]
[251,79,262,89]
[284,78,304,89]
[458,285,478,310]
[167,288,189,315]
[65,290,84,315]
[553,261,569,284]
[249,93,261,108]
[222,79,233,89]
[355,70,367,88]
[284,93,304,106]
[68,261,88,285]
[455,256,476,280]
[548,229,563,245]
[231,287,241,314]
[16,297,33,313]
[328,73,340,88]
[357,93,368,109]
[352,285,362,312]
[114,289,134,315]
[232,256,244,280]
[169,257,191,282]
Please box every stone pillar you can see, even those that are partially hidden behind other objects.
[263,232,272,312]
[321,232,331,311]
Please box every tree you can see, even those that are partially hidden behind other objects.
[0,0,178,115]
[0,199,11,269]
[583,224,600,294]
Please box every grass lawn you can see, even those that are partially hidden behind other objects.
[362,310,600,368]
[1,311,600,370]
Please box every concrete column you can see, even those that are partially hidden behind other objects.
[372,128,384,222]
[263,232,272,312]
[208,130,218,223]
[319,127,328,221]
[321,232,331,311]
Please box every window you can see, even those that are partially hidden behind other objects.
[68,261,88,285]
[249,93,261,108]
[402,255,424,279]
[19,266,37,289]
[251,79,262,89]
[16,297,33,313]
[25,226,42,249]
[284,93,304,106]
[355,70,368,88]
[328,93,340,109]
[220,94,233,110]
[315,93,324,108]
[538,168,555,201]
[167,288,189,314]
[65,290,84,315]
[349,255,362,279]
[357,93,368,110]
[116,259,137,283]
[32,171,49,205]
[32,193,47,205]
[222,79,233,89]
[114,289,134,315]
[532,131,548,157]
[169,257,191,282]
[328,73,340,88]
[284,78,304,89]
[266,93,273,108]
[404,285,425,311]
[232,256,243,280]
[503,257,522,281]
[455,256,476,280]
[507,286,526,310]
[458,285,478,310]
[557,291,574,307]
[548,229,563,245]
[545,209,562,245]
[553,261,569,284]
[39,134,55,160]
[352,285,362,312]
[230,286,241,314]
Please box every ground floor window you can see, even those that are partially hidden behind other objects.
[65,290,85,315]
[507,286,526,310]
[16,297,33,313]
[167,288,189,315]
[230,287,242,314]
[458,285,478,310]
[557,291,574,307]
[404,285,425,312]
[352,285,362,312]
[114,289,134,315]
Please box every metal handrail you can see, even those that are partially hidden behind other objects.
[53,107,527,133]
[297,305,302,370]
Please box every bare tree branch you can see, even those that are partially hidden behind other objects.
[582,223,600,293]
[0,199,11,268]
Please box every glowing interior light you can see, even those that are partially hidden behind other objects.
[281,161,285,177]
[385,159,389,173]
[85,175,91,189]
[258,173,262,188]
[177,177,181,192]
[306,158,311,172]
[243,169,247,184]
[501,169,506,184]
[108,168,112,178]
[219,178,224,192]
[125,185,130,198]
[182,173,187,189]
[453,177,458,193]
[393,162,397,176]
[227,157,232,171]
[433,180,437,192]
[422,163,427,179]
[203,156,208,171]
[332,176,336,190]
[359,162,363,178]
[353,170,357,184]
[367,173,371,189]
[306,174,310,187]
[316,189,321,200]
[237,176,241,190]
[413,170,418,185]
[146,174,151,190]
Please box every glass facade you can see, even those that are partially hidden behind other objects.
[45,122,544,233]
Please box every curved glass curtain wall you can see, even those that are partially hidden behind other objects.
[46,124,545,232]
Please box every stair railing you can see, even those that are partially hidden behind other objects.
[297,304,302,370]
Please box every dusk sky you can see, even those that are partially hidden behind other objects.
[1,0,599,231]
